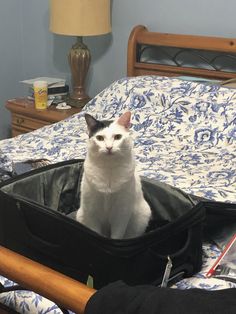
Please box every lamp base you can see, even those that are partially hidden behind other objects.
[65,95,91,108]
[68,37,91,107]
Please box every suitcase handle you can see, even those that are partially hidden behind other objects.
[148,229,194,286]
[148,228,192,260]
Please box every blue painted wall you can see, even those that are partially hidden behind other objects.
[0,0,23,139]
[1,0,236,139]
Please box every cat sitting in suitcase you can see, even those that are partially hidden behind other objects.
[76,111,152,239]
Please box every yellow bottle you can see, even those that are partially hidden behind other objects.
[33,80,48,110]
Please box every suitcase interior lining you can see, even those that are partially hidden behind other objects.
[0,161,198,227]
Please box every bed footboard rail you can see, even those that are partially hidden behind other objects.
[0,246,95,314]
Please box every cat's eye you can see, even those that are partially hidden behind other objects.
[96,135,104,141]
[114,134,122,140]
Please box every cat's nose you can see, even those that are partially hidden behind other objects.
[106,146,112,152]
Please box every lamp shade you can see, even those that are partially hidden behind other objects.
[50,0,111,36]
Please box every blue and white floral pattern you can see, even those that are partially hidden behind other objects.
[0,76,236,312]
[1,76,235,202]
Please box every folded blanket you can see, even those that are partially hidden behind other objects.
[85,281,236,314]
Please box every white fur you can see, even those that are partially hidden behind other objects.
[76,113,151,239]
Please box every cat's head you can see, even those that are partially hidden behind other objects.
[84,112,132,158]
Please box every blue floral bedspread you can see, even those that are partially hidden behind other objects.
[0,76,236,313]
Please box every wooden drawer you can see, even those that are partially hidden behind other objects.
[6,98,82,137]
[12,126,34,137]
[12,113,51,131]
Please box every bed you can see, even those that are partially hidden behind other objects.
[0,25,236,313]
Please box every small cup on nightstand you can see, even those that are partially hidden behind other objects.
[33,80,48,110]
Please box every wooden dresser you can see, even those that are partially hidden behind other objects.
[6,98,81,137]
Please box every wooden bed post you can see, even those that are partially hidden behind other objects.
[127,25,147,76]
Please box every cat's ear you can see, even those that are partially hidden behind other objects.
[117,111,131,129]
[84,113,99,137]
[84,114,98,134]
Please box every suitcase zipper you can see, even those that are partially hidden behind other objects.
[161,256,173,288]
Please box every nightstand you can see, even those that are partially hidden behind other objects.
[6,98,82,137]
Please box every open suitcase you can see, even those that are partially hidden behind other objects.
[0,159,232,289]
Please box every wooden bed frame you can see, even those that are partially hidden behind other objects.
[1,25,236,314]
[127,25,236,80]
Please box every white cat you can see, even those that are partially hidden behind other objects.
[76,111,152,239]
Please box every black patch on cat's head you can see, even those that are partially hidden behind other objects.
[85,113,113,138]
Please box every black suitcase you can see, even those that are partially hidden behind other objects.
[0,159,206,289]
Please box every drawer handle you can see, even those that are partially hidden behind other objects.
[16,118,24,125]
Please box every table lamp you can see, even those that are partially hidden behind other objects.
[50,0,111,107]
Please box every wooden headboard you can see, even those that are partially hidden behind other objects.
[127,25,236,80]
